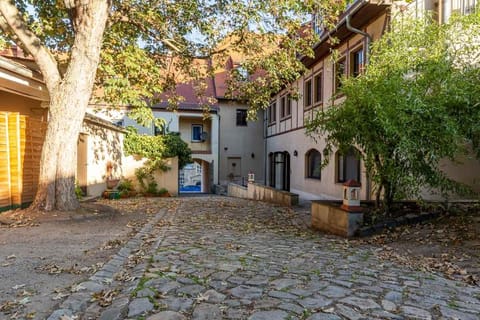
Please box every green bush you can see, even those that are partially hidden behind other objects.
[75,182,83,200]
[146,181,158,194]
[125,127,192,191]
[117,179,134,192]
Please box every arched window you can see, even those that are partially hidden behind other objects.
[306,149,321,179]
[336,147,360,183]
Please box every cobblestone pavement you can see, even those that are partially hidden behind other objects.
[54,196,480,320]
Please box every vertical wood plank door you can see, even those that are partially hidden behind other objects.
[0,112,12,209]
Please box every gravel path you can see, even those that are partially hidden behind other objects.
[0,202,156,320]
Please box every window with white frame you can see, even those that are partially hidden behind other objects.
[286,94,292,117]
[334,57,346,94]
[280,95,292,118]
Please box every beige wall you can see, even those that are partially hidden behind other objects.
[265,13,388,200]
[179,116,212,152]
[218,101,265,185]
[123,156,179,196]
[79,119,125,197]
[267,129,368,201]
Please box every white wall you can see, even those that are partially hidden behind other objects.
[266,129,368,201]
[80,120,125,197]
[265,13,387,201]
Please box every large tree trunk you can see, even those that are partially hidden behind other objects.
[32,90,89,211]
[30,1,110,211]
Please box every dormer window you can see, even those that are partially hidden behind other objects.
[312,12,324,36]
[235,66,249,81]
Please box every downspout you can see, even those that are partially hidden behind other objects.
[345,14,373,200]
[438,0,443,24]
[264,110,268,186]
[346,14,373,65]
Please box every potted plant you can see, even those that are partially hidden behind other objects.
[105,161,120,189]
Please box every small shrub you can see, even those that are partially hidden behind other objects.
[158,188,168,195]
[75,182,83,200]
[118,179,134,192]
[146,181,158,194]
[119,190,129,198]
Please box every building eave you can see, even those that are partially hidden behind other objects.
[301,0,392,68]
[0,56,49,101]
[84,112,128,133]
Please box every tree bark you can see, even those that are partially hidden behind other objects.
[2,0,112,211]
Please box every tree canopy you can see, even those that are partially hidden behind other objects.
[2,0,344,118]
[307,11,480,210]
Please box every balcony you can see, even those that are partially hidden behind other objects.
[179,115,212,154]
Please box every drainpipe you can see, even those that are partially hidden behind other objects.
[264,110,268,186]
[438,0,443,24]
[346,14,373,65]
[345,14,373,200]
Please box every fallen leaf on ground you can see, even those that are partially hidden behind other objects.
[91,289,119,307]
[12,284,25,290]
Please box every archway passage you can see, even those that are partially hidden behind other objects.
[179,159,211,193]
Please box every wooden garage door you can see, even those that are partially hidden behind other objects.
[0,112,46,211]
[0,113,11,209]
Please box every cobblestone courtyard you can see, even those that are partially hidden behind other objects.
[58,196,479,320]
[4,196,478,320]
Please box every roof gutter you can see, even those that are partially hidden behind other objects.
[0,56,33,78]
[300,0,368,63]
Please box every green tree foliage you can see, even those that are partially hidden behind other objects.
[0,0,345,210]
[124,127,191,191]
[4,0,345,119]
[96,0,345,118]
[307,12,480,211]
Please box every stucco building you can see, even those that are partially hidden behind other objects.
[265,0,480,201]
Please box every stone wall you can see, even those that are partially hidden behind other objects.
[227,183,248,199]
[228,182,299,207]
[123,156,179,196]
[311,201,363,238]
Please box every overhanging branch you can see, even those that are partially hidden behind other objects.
[0,0,61,92]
